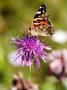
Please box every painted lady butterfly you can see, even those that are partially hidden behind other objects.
[28,4,54,36]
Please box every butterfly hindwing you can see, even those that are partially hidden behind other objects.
[29,4,54,36]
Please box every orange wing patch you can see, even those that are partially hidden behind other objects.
[40,21,48,25]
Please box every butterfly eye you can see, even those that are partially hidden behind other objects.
[29,28,31,30]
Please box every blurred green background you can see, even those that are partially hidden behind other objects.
[0,0,67,90]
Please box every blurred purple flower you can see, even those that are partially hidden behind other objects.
[48,49,67,80]
[12,35,51,68]
[12,72,39,90]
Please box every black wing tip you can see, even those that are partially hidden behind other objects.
[34,3,47,18]
[41,3,47,8]
[40,3,47,11]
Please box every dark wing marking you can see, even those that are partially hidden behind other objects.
[34,4,47,18]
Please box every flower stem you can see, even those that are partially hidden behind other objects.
[29,65,32,80]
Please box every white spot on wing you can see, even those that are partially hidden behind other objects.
[40,6,42,9]
[43,10,45,13]
[36,11,41,14]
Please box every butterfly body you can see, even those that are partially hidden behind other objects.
[28,4,54,36]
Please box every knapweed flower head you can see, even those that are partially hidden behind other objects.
[12,72,38,90]
[12,35,51,68]
[48,49,67,80]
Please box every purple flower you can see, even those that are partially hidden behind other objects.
[12,35,51,67]
[48,49,67,80]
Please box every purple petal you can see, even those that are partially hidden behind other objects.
[33,51,40,68]
[40,52,47,63]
